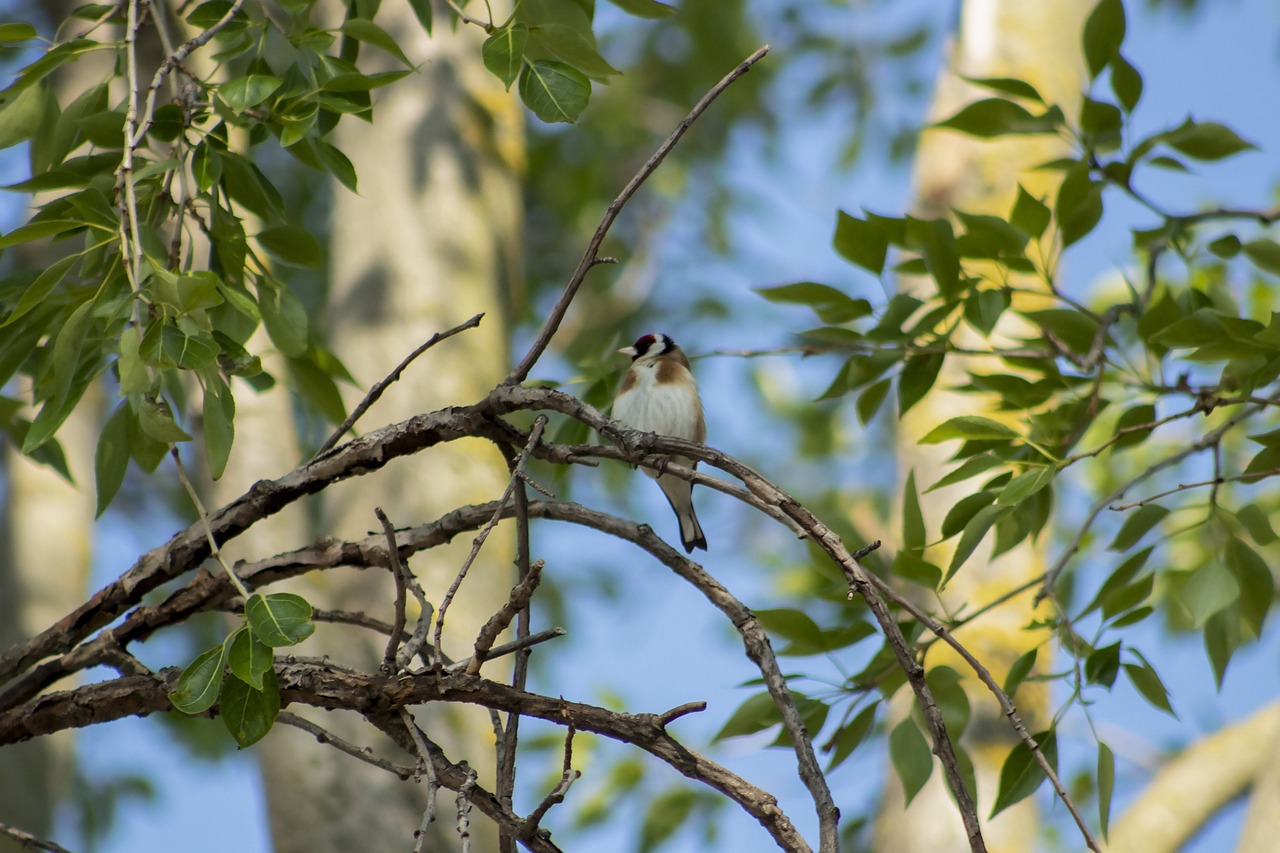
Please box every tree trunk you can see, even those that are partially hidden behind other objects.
[877,2,1088,850]
[213,7,523,853]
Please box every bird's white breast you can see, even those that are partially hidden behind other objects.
[613,362,701,441]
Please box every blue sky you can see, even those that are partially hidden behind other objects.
[6,0,1279,851]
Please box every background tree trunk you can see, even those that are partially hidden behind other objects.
[204,7,523,852]
[877,2,1088,850]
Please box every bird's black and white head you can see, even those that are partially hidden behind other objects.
[619,332,676,362]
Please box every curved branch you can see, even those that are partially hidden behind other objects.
[0,663,809,852]
[505,44,771,385]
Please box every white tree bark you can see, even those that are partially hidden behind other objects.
[878,2,1087,850]
[212,6,523,852]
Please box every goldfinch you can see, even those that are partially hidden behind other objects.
[612,333,708,553]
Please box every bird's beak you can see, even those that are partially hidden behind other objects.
[618,346,638,357]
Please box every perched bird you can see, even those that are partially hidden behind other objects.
[612,332,708,553]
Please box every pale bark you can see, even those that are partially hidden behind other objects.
[877,2,1088,850]
[1107,702,1280,853]
[219,6,523,852]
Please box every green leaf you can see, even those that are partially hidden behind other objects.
[191,143,221,193]
[228,627,274,690]
[245,592,315,647]
[961,75,1043,102]
[638,788,697,852]
[1085,641,1121,687]
[1108,504,1167,551]
[964,288,1010,336]
[1181,562,1239,627]
[407,0,433,32]
[0,22,39,42]
[715,691,780,740]
[1010,184,1052,238]
[259,282,309,356]
[288,355,347,424]
[754,282,871,324]
[889,718,933,806]
[946,504,1012,584]
[528,24,620,82]
[316,140,358,192]
[898,353,944,416]
[926,666,971,737]
[139,320,219,370]
[0,219,84,251]
[997,466,1057,507]
[52,299,95,407]
[605,0,676,17]
[921,416,1018,444]
[258,224,323,269]
[203,375,235,480]
[1236,504,1277,545]
[219,75,282,112]
[1056,164,1104,247]
[908,217,960,298]
[169,643,228,714]
[1242,239,1280,276]
[340,18,414,67]
[1004,648,1037,700]
[754,609,826,656]
[1111,403,1156,451]
[94,403,131,517]
[891,550,942,589]
[902,470,925,552]
[117,325,149,395]
[1083,0,1126,79]
[220,665,279,747]
[1225,536,1273,635]
[934,98,1060,138]
[482,24,529,90]
[1111,53,1142,112]
[1098,741,1115,837]
[1205,610,1240,688]
[833,211,888,275]
[827,704,877,771]
[942,491,997,539]
[2,255,77,328]
[1165,120,1257,161]
[137,397,193,444]
[856,377,891,425]
[1123,654,1176,716]
[518,60,590,124]
[1026,307,1100,355]
[0,81,46,150]
[992,729,1056,817]
[927,454,1002,493]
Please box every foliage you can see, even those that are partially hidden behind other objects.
[0,0,1278,851]
[724,0,1280,831]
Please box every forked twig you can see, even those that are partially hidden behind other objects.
[315,313,485,457]
[505,45,771,385]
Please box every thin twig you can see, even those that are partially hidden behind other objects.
[277,712,415,779]
[314,314,484,457]
[401,709,441,853]
[469,561,544,676]
[376,507,410,672]
[505,45,771,385]
[171,448,250,599]
[517,723,580,841]
[1108,465,1280,511]
[0,823,74,853]
[433,418,546,670]
[449,628,566,674]
[1039,398,1272,599]
[498,417,541,853]
[860,574,1099,851]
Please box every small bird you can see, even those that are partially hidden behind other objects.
[612,332,708,553]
